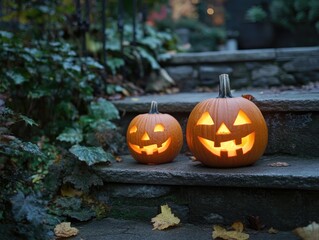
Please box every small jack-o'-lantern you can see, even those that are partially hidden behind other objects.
[186,74,268,168]
[127,101,183,164]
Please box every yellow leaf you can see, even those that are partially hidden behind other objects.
[60,185,82,197]
[151,204,180,230]
[293,222,319,240]
[268,227,279,234]
[212,225,249,240]
[54,222,79,238]
[232,221,244,232]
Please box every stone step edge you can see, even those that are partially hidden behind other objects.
[96,154,319,190]
[113,91,319,113]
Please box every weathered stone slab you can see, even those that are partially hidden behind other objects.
[252,65,281,79]
[199,66,233,85]
[275,47,319,61]
[97,155,319,190]
[282,56,319,72]
[165,66,197,91]
[106,183,171,198]
[72,217,300,240]
[113,90,319,113]
[166,49,276,64]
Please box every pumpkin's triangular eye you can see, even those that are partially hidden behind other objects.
[197,112,214,125]
[154,124,164,132]
[233,110,252,125]
[129,125,138,133]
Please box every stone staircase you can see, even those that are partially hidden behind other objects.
[95,89,319,231]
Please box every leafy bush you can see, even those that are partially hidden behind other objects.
[270,0,319,32]
[155,17,226,52]
[245,6,268,23]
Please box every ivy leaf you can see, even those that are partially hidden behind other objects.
[0,30,13,39]
[89,98,119,121]
[107,58,125,75]
[6,71,26,85]
[137,47,160,70]
[57,128,83,144]
[69,145,115,166]
[11,192,47,226]
[84,57,104,69]
[52,197,96,221]
[63,164,103,192]
[90,119,117,132]
[20,114,38,126]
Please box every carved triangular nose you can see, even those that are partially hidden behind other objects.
[216,123,231,135]
[141,132,150,140]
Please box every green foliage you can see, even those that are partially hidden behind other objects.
[51,197,96,221]
[69,145,115,166]
[270,0,319,32]
[87,22,178,80]
[57,128,83,144]
[10,192,57,240]
[156,18,226,52]
[0,0,178,239]
[245,6,268,23]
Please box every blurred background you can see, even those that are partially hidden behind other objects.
[1,0,319,53]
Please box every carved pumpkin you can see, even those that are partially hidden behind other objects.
[127,101,183,164]
[186,74,268,168]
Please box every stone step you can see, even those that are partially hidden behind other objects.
[113,90,319,156]
[95,154,319,230]
[72,218,299,240]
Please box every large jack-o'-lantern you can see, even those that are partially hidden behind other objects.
[127,101,183,164]
[186,74,268,168]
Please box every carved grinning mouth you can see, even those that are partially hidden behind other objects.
[129,138,172,155]
[198,132,255,157]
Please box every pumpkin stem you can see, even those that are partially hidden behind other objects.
[149,101,160,114]
[218,74,233,98]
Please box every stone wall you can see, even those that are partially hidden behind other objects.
[163,47,319,91]
[96,183,319,230]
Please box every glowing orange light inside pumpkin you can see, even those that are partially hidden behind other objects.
[130,125,138,134]
[216,123,231,135]
[196,112,214,125]
[141,132,150,141]
[128,122,172,155]
[233,110,252,125]
[154,124,164,132]
[198,132,255,157]
[196,110,256,157]
[128,138,172,155]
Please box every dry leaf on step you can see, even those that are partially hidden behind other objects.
[293,222,319,240]
[268,227,279,234]
[212,225,249,240]
[232,221,244,232]
[268,162,290,167]
[54,222,79,238]
[151,204,180,230]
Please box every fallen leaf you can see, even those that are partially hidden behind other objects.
[54,222,79,238]
[151,204,180,230]
[189,156,197,161]
[115,156,122,162]
[212,225,249,240]
[268,227,279,234]
[293,222,319,240]
[242,94,256,101]
[268,162,290,167]
[232,221,244,232]
[60,184,83,197]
